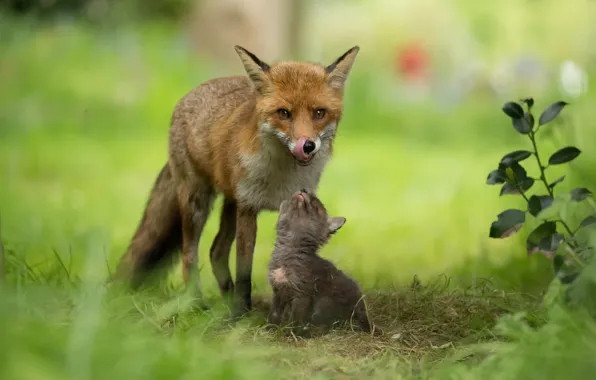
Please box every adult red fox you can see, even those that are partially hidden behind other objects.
[114,45,360,317]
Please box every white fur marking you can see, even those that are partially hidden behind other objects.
[237,121,335,210]
[269,267,288,284]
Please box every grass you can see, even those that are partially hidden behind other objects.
[2,14,596,379]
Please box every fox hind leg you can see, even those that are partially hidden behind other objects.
[353,299,382,336]
[210,198,236,300]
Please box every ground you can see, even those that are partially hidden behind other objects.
[1,17,596,380]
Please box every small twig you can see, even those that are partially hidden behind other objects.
[512,171,530,203]
[547,216,585,266]
[518,188,530,203]
[556,219,582,252]
[558,219,576,239]
[564,243,586,268]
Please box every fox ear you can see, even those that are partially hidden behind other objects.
[327,216,346,235]
[234,45,271,94]
[325,46,360,91]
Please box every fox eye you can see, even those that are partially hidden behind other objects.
[277,109,292,120]
[313,108,326,120]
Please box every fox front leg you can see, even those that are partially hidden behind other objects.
[232,207,258,318]
[288,297,313,337]
[268,292,283,325]
[267,291,291,330]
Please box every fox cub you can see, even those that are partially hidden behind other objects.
[267,190,381,336]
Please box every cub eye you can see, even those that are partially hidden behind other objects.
[277,109,292,120]
[314,108,326,120]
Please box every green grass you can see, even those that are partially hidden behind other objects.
[2,16,596,379]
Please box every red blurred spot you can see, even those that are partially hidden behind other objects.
[396,42,429,80]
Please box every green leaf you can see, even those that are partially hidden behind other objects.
[500,183,517,196]
[502,102,524,118]
[512,117,532,134]
[553,250,580,285]
[526,221,557,256]
[533,197,562,221]
[539,101,568,126]
[498,161,532,196]
[537,232,564,258]
[500,150,532,165]
[500,161,528,183]
[489,209,526,239]
[570,187,592,202]
[524,112,535,130]
[560,272,579,285]
[528,195,554,217]
[520,98,534,110]
[520,178,535,192]
[486,169,507,185]
[548,146,581,165]
[548,175,566,190]
[579,215,596,229]
[499,178,534,196]
[553,254,564,274]
[502,101,532,134]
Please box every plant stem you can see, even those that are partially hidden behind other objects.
[529,131,553,197]
[556,219,582,253]
[518,188,530,203]
[529,131,585,261]
[557,215,585,267]
[559,219,575,237]
[564,243,586,268]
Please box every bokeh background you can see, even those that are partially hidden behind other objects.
[2,0,596,296]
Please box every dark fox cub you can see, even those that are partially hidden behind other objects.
[267,190,381,336]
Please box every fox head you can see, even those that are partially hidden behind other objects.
[234,45,360,166]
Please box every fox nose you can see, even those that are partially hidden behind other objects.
[303,139,316,155]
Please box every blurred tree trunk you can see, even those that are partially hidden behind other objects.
[189,0,306,71]
[287,0,306,60]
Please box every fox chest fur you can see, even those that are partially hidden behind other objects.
[236,132,332,211]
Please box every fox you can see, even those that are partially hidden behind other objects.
[113,44,360,317]
[267,190,380,337]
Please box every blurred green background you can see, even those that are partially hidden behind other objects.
[2,0,596,378]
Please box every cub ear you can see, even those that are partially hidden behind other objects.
[325,46,360,91]
[327,216,346,235]
[234,45,271,94]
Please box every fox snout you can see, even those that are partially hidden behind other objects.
[291,136,319,163]
[259,120,330,166]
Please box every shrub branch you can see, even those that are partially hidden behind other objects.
[529,131,554,197]
[489,98,591,286]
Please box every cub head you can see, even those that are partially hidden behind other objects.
[276,189,346,248]
[234,45,360,166]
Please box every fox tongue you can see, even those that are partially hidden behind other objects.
[292,137,310,161]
